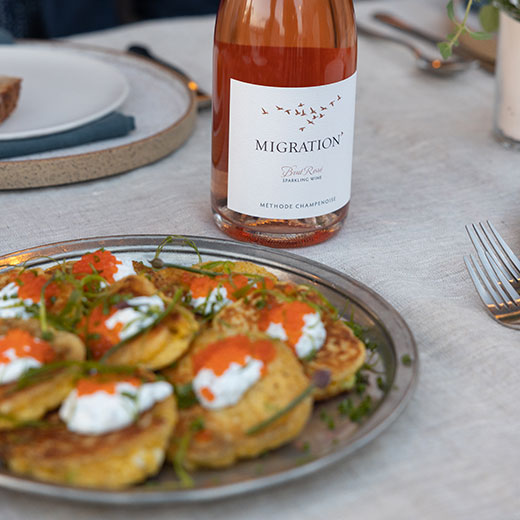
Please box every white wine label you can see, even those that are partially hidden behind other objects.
[228,73,357,219]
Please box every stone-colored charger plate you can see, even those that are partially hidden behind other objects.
[0,41,197,190]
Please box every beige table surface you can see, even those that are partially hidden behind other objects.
[1,1,519,518]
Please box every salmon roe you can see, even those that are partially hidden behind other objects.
[183,272,274,300]
[13,270,60,304]
[76,376,141,396]
[259,301,316,351]
[193,335,276,377]
[79,305,123,360]
[193,335,276,403]
[72,250,121,283]
[0,329,55,364]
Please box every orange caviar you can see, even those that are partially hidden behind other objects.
[281,283,298,296]
[13,270,60,304]
[76,376,141,397]
[183,272,274,300]
[259,301,316,351]
[193,335,276,377]
[79,306,123,360]
[200,386,215,402]
[0,329,55,364]
[72,250,121,283]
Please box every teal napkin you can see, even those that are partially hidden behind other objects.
[0,30,135,159]
[0,112,135,159]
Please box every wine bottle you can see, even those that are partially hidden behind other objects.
[211,0,357,248]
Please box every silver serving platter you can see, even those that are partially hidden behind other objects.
[0,235,418,505]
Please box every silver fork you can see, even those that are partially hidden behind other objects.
[464,221,520,329]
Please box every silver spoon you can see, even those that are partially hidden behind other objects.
[357,23,478,77]
[373,12,494,73]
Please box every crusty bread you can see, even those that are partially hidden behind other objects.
[0,75,22,124]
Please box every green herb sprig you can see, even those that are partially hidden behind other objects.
[151,235,202,269]
[438,0,497,59]
[174,382,199,409]
[246,384,316,436]
[246,370,330,436]
[10,360,140,394]
[338,395,373,423]
[173,418,205,487]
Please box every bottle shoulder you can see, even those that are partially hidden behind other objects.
[215,0,356,49]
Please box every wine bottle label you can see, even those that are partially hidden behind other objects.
[227,73,357,219]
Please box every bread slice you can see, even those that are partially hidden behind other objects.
[0,75,22,124]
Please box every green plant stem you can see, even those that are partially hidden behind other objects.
[449,0,474,51]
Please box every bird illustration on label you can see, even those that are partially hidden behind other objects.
[260,96,343,132]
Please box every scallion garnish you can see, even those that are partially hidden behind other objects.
[246,384,315,436]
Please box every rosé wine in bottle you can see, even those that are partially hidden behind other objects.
[211,0,357,248]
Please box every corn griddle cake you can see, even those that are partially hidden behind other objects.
[0,318,85,429]
[194,260,278,280]
[103,305,200,369]
[133,261,185,298]
[213,285,366,400]
[163,329,312,469]
[82,276,199,369]
[0,395,177,489]
[134,260,278,300]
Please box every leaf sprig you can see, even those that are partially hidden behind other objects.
[438,0,495,59]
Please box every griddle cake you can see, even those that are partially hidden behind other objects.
[0,319,85,429]
[0,396,177,489]
[164,329,312,469]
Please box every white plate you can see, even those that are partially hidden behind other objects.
[0,45,129,140]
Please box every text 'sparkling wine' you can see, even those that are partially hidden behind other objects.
[211,0,357,248]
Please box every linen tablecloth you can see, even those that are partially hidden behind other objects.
[0,1,519,518]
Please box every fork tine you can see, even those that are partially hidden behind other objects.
[464,255,503,308]
[486,221,520,280]
[475,248,514,303]
[477,222,519,281]
[483,251,520,304]
[466,223,511,281]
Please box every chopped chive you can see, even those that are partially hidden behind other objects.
[319,410,336,430]
[376,377,386,392]
[348,395,373,423]
[174,382,199,409]
[401,354,413,367]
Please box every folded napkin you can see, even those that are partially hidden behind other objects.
[0,112,135,159]
[0,30,135,160]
